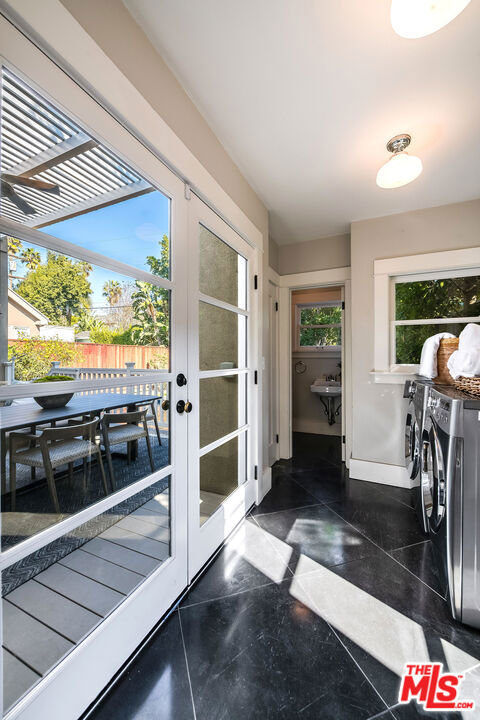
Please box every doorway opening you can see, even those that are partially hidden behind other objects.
[291,286,344,464]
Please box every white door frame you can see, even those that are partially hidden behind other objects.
[267,274,280,466]
[276,267,352,468]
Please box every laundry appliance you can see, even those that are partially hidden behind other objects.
[421,385,480,629]
[403,379,431,533]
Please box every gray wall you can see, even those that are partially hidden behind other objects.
[351,198,480,467]
[278,233,350,275]
[269,236,279,273]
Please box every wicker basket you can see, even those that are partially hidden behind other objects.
[454,377,480,396]
[433,337,459,385]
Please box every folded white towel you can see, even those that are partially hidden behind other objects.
[418,332,455,379]
[447,323,480,380]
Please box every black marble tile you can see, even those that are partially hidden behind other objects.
[181,519,289,607]
[327,491,425,552]
[389,701,462,719]
[297,552,480,709]
[389,541,444,596]
[288,465,349,503]
[250,473,320,516]
[180,580,387,720]
[88,611,194,720]
[254,504,382,572]
[292,432,343,467]
[377,485,414,510]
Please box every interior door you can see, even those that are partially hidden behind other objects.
[187,195,257,580]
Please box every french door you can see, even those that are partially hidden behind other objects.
[186,196,257,579]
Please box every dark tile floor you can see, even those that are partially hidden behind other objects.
[87,433,480,720]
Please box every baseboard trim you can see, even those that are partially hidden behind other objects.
[257,466,272,504]
[292,420,341,436]
[349,459,414,489]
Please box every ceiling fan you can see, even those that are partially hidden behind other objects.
[1,173,60,215]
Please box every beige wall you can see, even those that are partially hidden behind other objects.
[351,198,480,468]
[269,237,279,273]
[278,233,350,276]
[60,0,268,240]
[8,301,41,337]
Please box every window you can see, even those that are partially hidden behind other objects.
[393,270,480,364]
[295,301,342,351]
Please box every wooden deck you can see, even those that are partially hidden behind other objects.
[2,490,170,714]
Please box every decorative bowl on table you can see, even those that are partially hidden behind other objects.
[32,375,75,409]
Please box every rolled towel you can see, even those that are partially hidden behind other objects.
[418,332,455,379]
[447,323,480,380]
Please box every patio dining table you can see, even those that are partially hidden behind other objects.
[0,392,162,495]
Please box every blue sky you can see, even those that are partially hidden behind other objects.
[18,191,169,306]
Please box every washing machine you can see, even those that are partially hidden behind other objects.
[421,386,480,629]
[403,379,431,534]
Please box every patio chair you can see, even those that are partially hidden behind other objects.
[101,409,155,489]
[9,417,108,513]
[135,399,162,447]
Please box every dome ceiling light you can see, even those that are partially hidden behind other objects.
[376,134,423,189]
[391,0,472,39]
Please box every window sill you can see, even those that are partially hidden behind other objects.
[371,367,417,385]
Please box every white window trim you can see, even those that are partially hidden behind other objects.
[294,300,342,353]
[373,247,480,384]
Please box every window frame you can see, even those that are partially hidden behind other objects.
[294,300,342,353]
[373,247,480,382]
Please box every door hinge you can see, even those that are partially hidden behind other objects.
[276,434,279,444]
[254,370,258,384]
[342,301,345,310]
[254,274,258,290]
[254,465,258,480]
[184,183,191,200]
[275,301,279,311]
[342,435,346,444]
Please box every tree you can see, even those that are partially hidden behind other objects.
[20,247,41,271]
[8,336,83,381]
[395,275,480,363]
[16,252,92,325]
[131,235,169,346]
[102,280,122,306]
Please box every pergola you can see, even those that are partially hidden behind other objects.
[0,67,155,382]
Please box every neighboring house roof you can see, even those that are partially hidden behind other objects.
[8,288,49,326]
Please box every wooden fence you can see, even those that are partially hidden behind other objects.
[8,340,169,370]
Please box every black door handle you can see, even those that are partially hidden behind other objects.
[176,400,185,414]
[176,373,187,387]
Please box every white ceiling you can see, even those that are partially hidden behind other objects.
[124,0,480,245]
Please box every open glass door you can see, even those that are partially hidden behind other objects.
[187,196,257,579]
[0,46,189,719]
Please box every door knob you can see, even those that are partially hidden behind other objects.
[184,401,193,413]
[176,400,186,414]
[161,399,170,411]
[176,373,187,387]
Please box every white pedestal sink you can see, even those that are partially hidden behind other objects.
[310,380,342,425]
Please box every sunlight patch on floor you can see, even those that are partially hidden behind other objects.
[290,554,430,677]
[227,520,292,584]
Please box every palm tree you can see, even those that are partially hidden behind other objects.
[20,247,41,270]
[102,280,122,306]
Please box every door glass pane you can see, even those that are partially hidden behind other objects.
[199,225,247,309]
[1,382,170,550]
[199,433,246,524]
[2,474,171,713]
[0,67,170,278]
[199,302,246,370]
[199,375,247,448]
[6,237,170,372]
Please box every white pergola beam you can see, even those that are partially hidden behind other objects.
[6,133,96,178]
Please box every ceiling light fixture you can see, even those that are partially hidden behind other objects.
[376,134,423,189]
[391,0,471,39]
